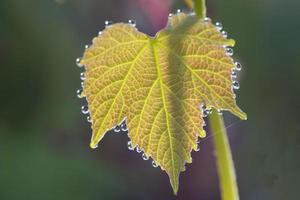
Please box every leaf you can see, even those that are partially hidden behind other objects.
[79,13,247,194]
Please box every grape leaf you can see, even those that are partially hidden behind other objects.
[79,13,246,194]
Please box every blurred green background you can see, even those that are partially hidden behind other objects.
[0,0,299,199]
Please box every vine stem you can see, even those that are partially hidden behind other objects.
[209,110,240,200]
[183,0,206,18]
[183,0,240,199]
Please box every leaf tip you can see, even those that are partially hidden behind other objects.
[171,178,179,195]
[235,109,247,120]
[241,112,247,120]
[228,38,235,47]
[89,142,98,149]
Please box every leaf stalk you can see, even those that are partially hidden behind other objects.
[183,0,206,18]
[209,110,240,200]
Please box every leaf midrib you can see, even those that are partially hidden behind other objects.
[151,39,177,189]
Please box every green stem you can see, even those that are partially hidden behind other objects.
[209,110,240,200]
[193,0,206,18]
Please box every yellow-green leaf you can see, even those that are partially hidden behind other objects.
[79,13,246,194]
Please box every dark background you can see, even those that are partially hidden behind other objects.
[0,0,299,199]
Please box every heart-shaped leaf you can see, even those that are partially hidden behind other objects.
[79,13,246,194]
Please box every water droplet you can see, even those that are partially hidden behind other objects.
[87,115,92,123]
[204,17,211,22]
[121,123,128,132]
[114,125,121,133]
[85,45,89,49]
[231,70,237,78]
[76,89,83,98]
[226,47,234,56]
[168,13,173,18]
[91,144,98,149]
[81,81,84,88]
[232,81,240,89]
[76,57,83,68]
[98,31,102,35]
[235,62,242,71]
[142,153,149,160]
[81,105,89,115]
[218,110,223,115]
[127,141,134,151]
[203,112,208,117]
[80,72,85,81]
[105,20,113,27]
[128,19,136,27]
[203,107,212,117]
[221,30,228,38]
[207,107,213,114]
[215,22,223,31]
[136,146,142,153]
[152,161,158,168]
[176,9,182,14]
[195,144,200,152]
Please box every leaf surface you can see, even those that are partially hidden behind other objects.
[80,13,246,194]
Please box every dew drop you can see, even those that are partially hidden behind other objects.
[81,81,84,88]
[136,146,142,153]
[87,115,92,123]
[201,105,208,117]
[105,20,113,27]
[195,144,200,152]
[226,47,234,56]
[128,19,136,27]
[204,17,211,22]
[203,107,212,117]
[207,107,213,114]
[121,123,128,132]
[127,141,134,151]
[85,45,89,49]
[80,72,86,81]
[152,161,158,168]
[76,57,83,68]
[235,62,242,71]
[114,125,121,133]
[81,105,89,115]
[218,110,223,115]
[76,89,83,98]
[177,9,182,14]
[231,70,237,78]
[168,13,173,18]
[232,81,240,89]
[221,30,228,38]
[98,31,102,35]
[91,144,98,149]
[215,22,223,31]
[142,153,149,160]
